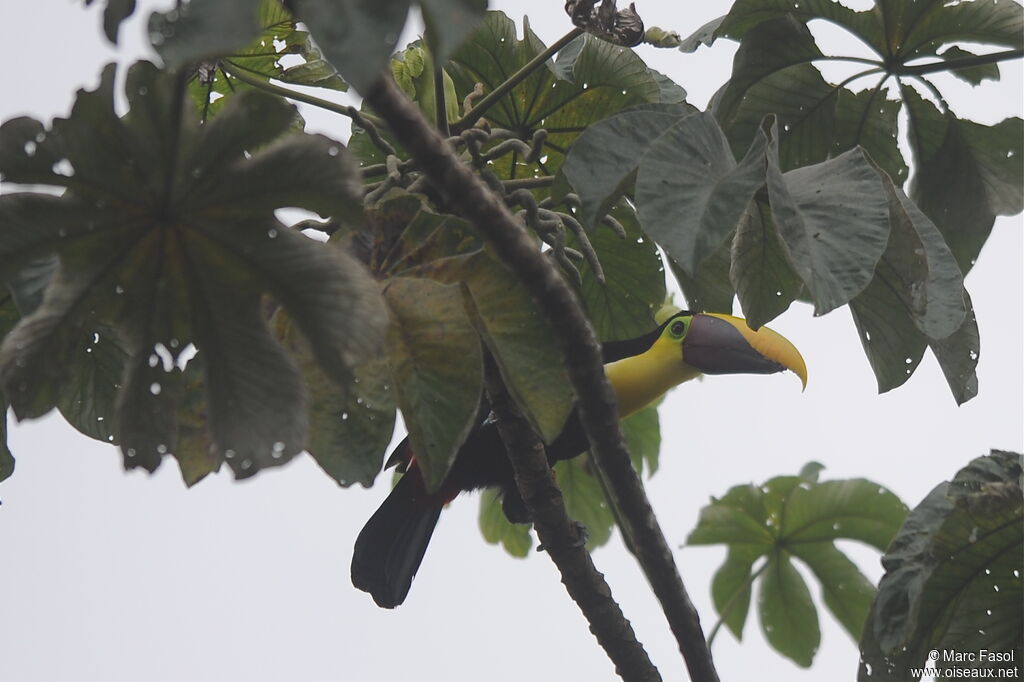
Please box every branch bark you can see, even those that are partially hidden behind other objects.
[363,74,720,682]
[482,355,661,682]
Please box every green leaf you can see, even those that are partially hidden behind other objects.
[670,243,735,315]
[419,0,487,63]
[555,455,614,549]
[766,143,890,315]
[688,484,775,548]
[792,542,876,642]
[6,256,58,317]
[714,0,872,46]
[711,545,761,640]
[290,0,408,93]
[383,277,482,492]
[169,358,220,486]
[576,204,667,342]
[893,0,1023,56]
[294,0,483,94]
[479,488,532,557]
[183,1,347,120]
[561,103,695,229]
[928,291,980,406]
[637,111,769,276]
[832,87,908,188]
[447,14,662,181]
[149,0,263,68]
[858,451,1024,681]
[274,308,396,487]
[56,325,127,445]
[849,159,970,397]
[715,16,839,172]
[400,250,573,445]
[622,401,660,476]
[759,551,820,668]
[782,479,909,550]
[906,88,1023,273]
[689,464,908,663]
[730,198,801,328]
[0,62,385,478]
[939,46,1001,86]
[708,0,1023,267]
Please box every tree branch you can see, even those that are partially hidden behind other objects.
[482,355,661,682]
[363,74,720,682]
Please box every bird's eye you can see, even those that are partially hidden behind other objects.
[670,320,686,337]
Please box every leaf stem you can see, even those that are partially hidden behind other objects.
[892,49,1023,76]
[451,27,585,134]
[219,62,388,130]
[432,53,450,137]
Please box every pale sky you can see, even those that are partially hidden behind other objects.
[1,2,1021,682]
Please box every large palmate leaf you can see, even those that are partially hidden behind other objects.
[561,104,768,279]
[443,13,664,179]
[0,62,385,479]
[564,108,892,318]
[689,0,1023,272]
[688,463,907,667]
[152,0,348,120]
[564,98,991,403]
[353,12,670,177]
[858,451,1023,681]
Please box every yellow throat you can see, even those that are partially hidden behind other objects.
[603,333,699,418]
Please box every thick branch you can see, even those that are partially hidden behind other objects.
[363,74,720,682]
[483,357,660,682]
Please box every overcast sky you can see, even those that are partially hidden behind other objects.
[1,2,1021,682]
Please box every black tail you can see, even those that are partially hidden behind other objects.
[351,473,442,608]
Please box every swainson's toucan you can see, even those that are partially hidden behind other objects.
[351,310,807,608]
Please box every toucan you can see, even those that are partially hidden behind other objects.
[351,310,807,608]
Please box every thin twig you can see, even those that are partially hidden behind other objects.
[364,74,720,682]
